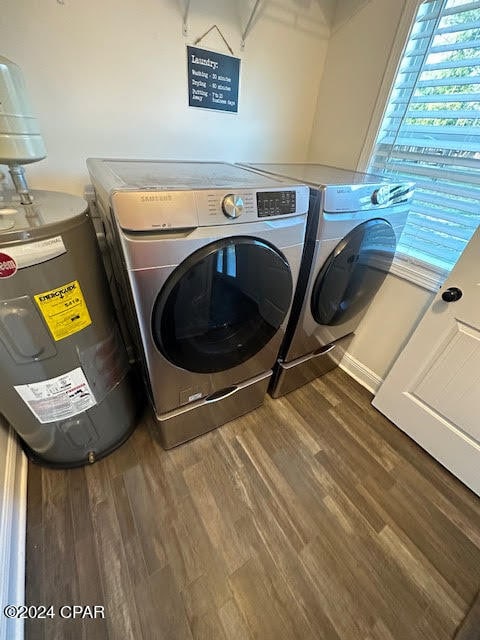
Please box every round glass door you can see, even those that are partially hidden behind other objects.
[311,219,397,326]
[152,237,293,373]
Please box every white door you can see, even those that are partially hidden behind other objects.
[373,225,480,496]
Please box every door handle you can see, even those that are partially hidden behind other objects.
[441,287,463,302]
[313,343,336,357]
[205,385,238,403]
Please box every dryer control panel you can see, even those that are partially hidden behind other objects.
[323,182,414,213]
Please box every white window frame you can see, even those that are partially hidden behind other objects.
[357,0,451,292]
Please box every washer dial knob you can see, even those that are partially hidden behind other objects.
[222,194,244,219]
[371,186,390,206]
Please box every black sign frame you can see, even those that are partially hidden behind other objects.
[187,46,240,113]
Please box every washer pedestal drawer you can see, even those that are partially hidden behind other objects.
[155,370,271,449]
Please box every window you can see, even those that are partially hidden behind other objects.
[366,0,480,286]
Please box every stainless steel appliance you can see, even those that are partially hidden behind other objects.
[241,163,414,397]
[87,159,309,447]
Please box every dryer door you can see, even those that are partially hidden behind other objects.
[311,218,397,326]
[152,236,293,373]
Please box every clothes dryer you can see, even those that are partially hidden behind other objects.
[241,163,414,397]
[87,160,309,447]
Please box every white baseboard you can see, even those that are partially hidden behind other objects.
[339,351,383,395]
[0,425,27,640]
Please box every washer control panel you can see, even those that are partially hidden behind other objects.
[90,160,309,231]
[197,186,308,227]
[111,186,309,230]
[222,194,244,218]
[256,191,296,218]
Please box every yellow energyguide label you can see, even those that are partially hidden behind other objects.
[34,280,92,341]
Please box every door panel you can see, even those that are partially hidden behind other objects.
[409,320,480,444]
[373,226,480,496]
[152,237,293,373]
[311,219,397,326]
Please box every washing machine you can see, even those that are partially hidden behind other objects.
[87,159,309,447]
[240,163,414,397]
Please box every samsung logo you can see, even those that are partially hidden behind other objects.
[140,194,173,203]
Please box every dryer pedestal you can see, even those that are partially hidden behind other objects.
[270,334,353,398]
[156,370,271,448]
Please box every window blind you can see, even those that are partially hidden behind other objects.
[368,0,480,275]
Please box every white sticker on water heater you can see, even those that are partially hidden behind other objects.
[14,367,97,424]
[6,235,66,269]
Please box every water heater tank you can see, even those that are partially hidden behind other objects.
[0,190,139,467]
[0,55,46,165]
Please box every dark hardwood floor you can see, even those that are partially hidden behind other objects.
[455,591,480,640]
[25,368,480,640]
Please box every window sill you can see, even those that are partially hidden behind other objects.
[389,254,449,292]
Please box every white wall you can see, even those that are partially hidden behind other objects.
[333,0,371,31]
[308,0,406,169]
[345,275,435,384]
[1,0,331,196]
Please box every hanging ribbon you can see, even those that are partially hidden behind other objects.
[194,25,234,56]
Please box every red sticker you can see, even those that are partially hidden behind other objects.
[0,252,17,278]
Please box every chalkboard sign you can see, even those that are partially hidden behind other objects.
[187,46,240,113]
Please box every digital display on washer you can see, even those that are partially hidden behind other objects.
[257,191,296,217]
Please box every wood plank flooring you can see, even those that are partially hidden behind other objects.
[455,591,480,640]
[25,368,480,640]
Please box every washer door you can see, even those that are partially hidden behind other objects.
[152,237,293,373]
[311,219,397,326]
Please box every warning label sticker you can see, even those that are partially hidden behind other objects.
[14,367,97,424]
[34,280,92,341]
